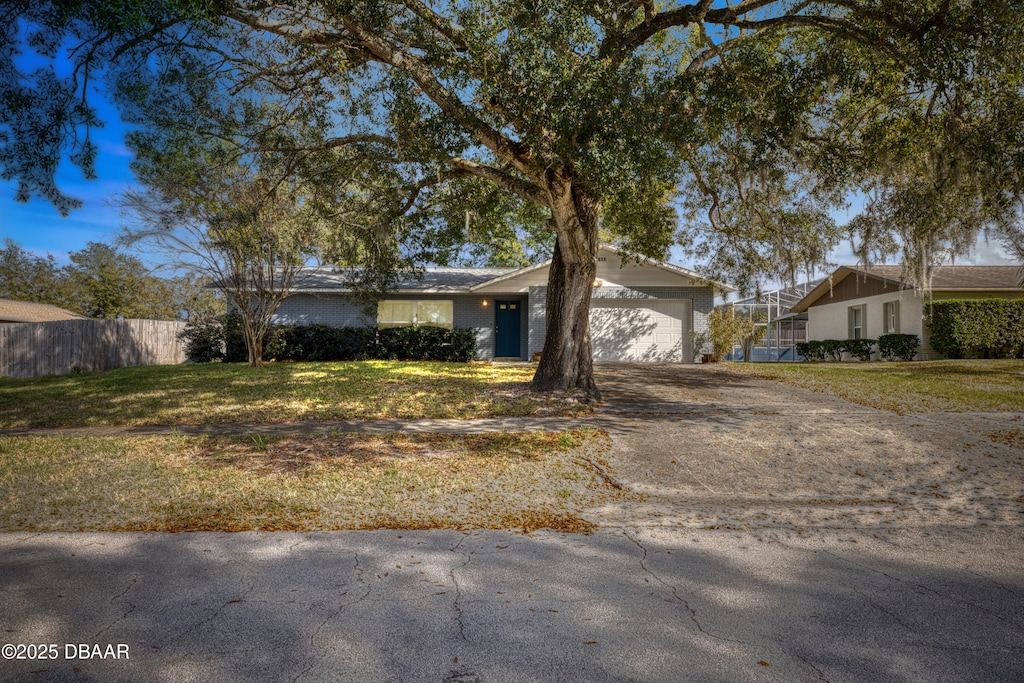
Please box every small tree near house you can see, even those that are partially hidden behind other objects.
[121,153,320,367]
[706,307,758,362]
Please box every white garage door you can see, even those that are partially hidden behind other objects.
[590,299,691,362]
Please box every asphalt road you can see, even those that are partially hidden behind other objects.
[2,528,1022,682]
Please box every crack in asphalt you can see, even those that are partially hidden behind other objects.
[626,532,833,681]
[449,533,471,645]
[93,574,139,639]
[966,569,1024,603]
[823,550,1023,629]
[291,550,371,683]
[166,578,257,645]
[623,532,750,647]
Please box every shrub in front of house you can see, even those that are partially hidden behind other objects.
[375,326,477,362]
[797,338,877,361]
[178,313,226,363]
[842,338,876,361]
[221,318,477,363]
[877,333,920,361]
[820,339,846,361]
[223,311,249,362]
[796,340,825,361]
[925,299,1024,359]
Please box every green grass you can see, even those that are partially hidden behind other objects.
[0,430,623,532]
[729,359,1024,413]
[0,361,586,428]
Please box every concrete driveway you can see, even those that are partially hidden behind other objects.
[2,363,1023,682]
[588,363,1024,537]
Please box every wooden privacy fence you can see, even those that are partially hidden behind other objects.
[0,319,187,378]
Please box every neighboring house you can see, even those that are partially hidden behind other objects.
[730,277,826,361]
[274,245,735,362]
[789,265,1024,359]
[0,299,85,323]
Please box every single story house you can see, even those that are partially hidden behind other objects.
[788,265,1024,359]
[0,299,85,323]
[274,245,734,362]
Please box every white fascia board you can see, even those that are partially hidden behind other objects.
[468,259,552,290]
[598,244,737,292]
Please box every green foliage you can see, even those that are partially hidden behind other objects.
[925,300,1024,359]
[222,312,248,363]
[820,339,846,362]
[177,313,225,364]
[796,341,826,362]
[63,242,179,319]
[375,326,477,363]
[877,334,920,362]
[797,339,877,361]
[0,238,209,320]
[707,308,758,360]
[0,238,68,305]
[222,319,477,364]
[843,339,876,362]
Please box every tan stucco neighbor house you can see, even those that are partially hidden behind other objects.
[0,299,85,324]
[788,265,1024,360]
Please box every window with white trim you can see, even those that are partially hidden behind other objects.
[883,300,900,334]
[848,305,865,339]
[377,300,453,329]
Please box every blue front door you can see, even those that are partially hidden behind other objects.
[494,300,521,358]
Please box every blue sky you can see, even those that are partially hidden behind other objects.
[0,103,136,264]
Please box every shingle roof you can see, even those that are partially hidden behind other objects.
[0,299,86,323]
[290,266,519,292]
[853,265,1022,290]
[789,265,1023,313]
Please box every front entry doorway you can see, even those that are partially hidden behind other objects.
[494,300,521,358]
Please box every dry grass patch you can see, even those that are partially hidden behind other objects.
[729,359,1024,413]
[0,430,630,532]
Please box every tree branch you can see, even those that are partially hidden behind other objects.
[446,158,548,206]
[220,6,536,179]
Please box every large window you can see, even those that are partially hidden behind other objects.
[883,301,900,334]
[377,300,453,329]
[848,305,865,339]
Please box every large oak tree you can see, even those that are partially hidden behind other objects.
[3,1,1023,397]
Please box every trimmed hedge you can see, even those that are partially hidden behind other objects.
[796,339,877,362]
[221,317,478,363]
[877,333,920,361]
[925,299,1024,359]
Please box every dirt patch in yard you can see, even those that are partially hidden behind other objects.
[584,364,1024,540]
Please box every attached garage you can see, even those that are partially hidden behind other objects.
[590,299,691,362]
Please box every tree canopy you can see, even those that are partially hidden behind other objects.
[0,238,219,320]
[3,1,1023,395]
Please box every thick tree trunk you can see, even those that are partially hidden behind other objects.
[531,173,601,401]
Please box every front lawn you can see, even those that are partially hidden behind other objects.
[0,430,626,531]
[729,359,1024,413]
[0,361,586,428]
